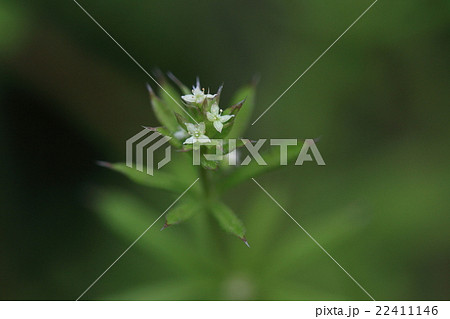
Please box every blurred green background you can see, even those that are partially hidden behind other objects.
[1,0,449,300]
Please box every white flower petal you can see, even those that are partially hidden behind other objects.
[192,87,203,96]
[205,94,216,99]
[185,123,196,134]
[181,95,196,103]
[206,112,215,122]
[213,120,223,133]
[219,114,234,123]
[210,103,220,115]
[198,122,206,133]
[183,136,194,144]
[198,135,211,143]
[195,96,205,104]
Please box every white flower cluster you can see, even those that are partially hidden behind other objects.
[181,82,234,145]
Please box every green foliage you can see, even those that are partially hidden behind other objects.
[0,2,29,56]
[3,0,448,302]
[167,72,191,95]
[95,190,218,274]
[174,112,189,130]
[98,162,189,193]
[227,83,256,139]
[103,76,266,244]
[165,200,202,226]
[218,141,307,192]
[147,85,179,132]
[210,201,246,239]
[159,80,184,114]
[101,76,261,244]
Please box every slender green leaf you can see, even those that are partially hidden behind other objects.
[263,205,368,277]
[227,83,256,139]
[217,99,245,138]
[159,80,184,114]
[210,201,246,238]
[218,142,304,192]
[147,85,178,132]
[167,72,191,95]
[94,190,216,275]
[98,162,188,193]
[174,112,189,130]
[221,138,249,155]
[165,199,203,226]
[143,126,182,148]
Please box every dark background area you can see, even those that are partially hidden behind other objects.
[0,0,449,300]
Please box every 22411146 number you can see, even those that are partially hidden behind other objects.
[376,306,438,316]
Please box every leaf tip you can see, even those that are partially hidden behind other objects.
[167,72,189,91]
[240,237,251,248]
[146,83,155,96]
[166,71,176,81]
[153,68,166,83]
[141,125,157,131]
[229,98,246,113]
[160,221,170,231]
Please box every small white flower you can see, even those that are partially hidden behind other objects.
[181,83,216,104]
[183,122,211,144]
[206,103,234,133]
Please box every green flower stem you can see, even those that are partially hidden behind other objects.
[198,165,211,198]
[197,165,228,264]
[198,164,218,203]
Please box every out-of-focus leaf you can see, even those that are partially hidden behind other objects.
[201,157,219,170]
[159,80,184,114]
[261,204,369,278]
[218,99,245,138]
[168,72,191,95]
[210,201,246,239]
[104,277,215,300]
[174,112,189,130]
[0,2,29,55]
[143,126,182,148]
[233,190,288,264]
[226,83,256,139]
[218,142,305,192]
[165,199,203,226]
[98,162,188,193]
[263,280,347,300]
[222,98,246,117]
[94,190,218,275]
[220,138,250,155]
[147,84,178,132]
